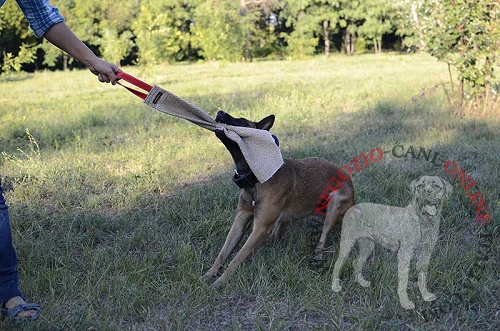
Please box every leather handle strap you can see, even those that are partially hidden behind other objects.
[116,72,153,100]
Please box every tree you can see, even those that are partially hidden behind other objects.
[38,0,138,69]
[239,0,281,61]
[133,0,194,65]
[309,0,341,57]
[408,0,500,112]
[191,0,243,62]
[0,0,37,73]
[100,29,134,65]
[357,0,395,54]
[339,0,365,55]
[282,0,340,58]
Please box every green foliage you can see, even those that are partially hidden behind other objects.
[100,29,134,65]
[133,0,192,65]
[282,0,340,58]
[0,0,37,74]
[408,0,500,108]
[0,0,428,70]
[1,43,37,72]
[0,0,31,38]
[39,39,64,67]
[239,0,282,60]
[357,0,395,54]
[191,0,243,62]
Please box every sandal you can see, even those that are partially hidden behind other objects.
[1,303,42,321]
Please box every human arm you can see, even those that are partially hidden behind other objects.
[43,22,121,84]
[14,0,121,84]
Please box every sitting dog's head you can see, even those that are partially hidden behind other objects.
[410,176,453,217]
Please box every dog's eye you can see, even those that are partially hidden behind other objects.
[432,184,441,191]
[236,119,250,127]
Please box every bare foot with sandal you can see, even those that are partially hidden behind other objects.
[1,296,41,321]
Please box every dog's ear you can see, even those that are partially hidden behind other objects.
[439,177,453,197]
[256,115,275,131]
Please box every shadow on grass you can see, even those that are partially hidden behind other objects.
[0,72,34,83]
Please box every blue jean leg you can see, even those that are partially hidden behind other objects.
[0,182,23,305]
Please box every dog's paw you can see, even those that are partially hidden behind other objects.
[211,278,225,289]
[422,292,437,302]
[400,299,415,310]
[331,280,342,292]
[201,272,216,283]
[356,275,371,288]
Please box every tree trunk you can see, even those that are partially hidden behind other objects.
[458,78,464,115]
[350,34,355,55]
[323,20,330,57]
[344,29,354,55]
[374,38,382,54]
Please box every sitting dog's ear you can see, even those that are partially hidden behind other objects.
[256,115,275,131]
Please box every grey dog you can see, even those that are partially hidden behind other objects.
[331,176,453,309]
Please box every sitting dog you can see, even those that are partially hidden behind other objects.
[331,176,453,309]
[202,111,354,287]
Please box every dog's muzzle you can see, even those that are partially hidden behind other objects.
[416,192,443,216]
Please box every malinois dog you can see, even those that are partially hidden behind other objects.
[203,111,354,287]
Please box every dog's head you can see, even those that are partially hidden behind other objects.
[214,111,278,181]
[410,176,453,217]
[215,110,275,131]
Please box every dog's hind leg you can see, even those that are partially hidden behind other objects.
[202,208,253,282]
[331,234,357,292]
[314,190,353,262]
[354,239,374,288]
[270,214,288,242]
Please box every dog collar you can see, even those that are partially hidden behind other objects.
[233,169,259,189]
[232,134,279,189]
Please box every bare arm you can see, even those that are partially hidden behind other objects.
[43,22,121,84]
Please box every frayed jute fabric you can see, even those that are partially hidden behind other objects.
[144,85,283,184]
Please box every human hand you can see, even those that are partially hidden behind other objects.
[87,56,122,85]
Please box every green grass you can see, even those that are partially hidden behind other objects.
[1,53,499,330]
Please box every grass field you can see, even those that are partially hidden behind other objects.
[1,53,499,330]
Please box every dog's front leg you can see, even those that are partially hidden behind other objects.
[416,238,438,302]
[397,246,415,309]
[212,207,281,288]
[417,270,436,302]
[202,208,253,281]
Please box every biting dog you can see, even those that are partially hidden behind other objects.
[331,176,452,309]
[202,111,354,287]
